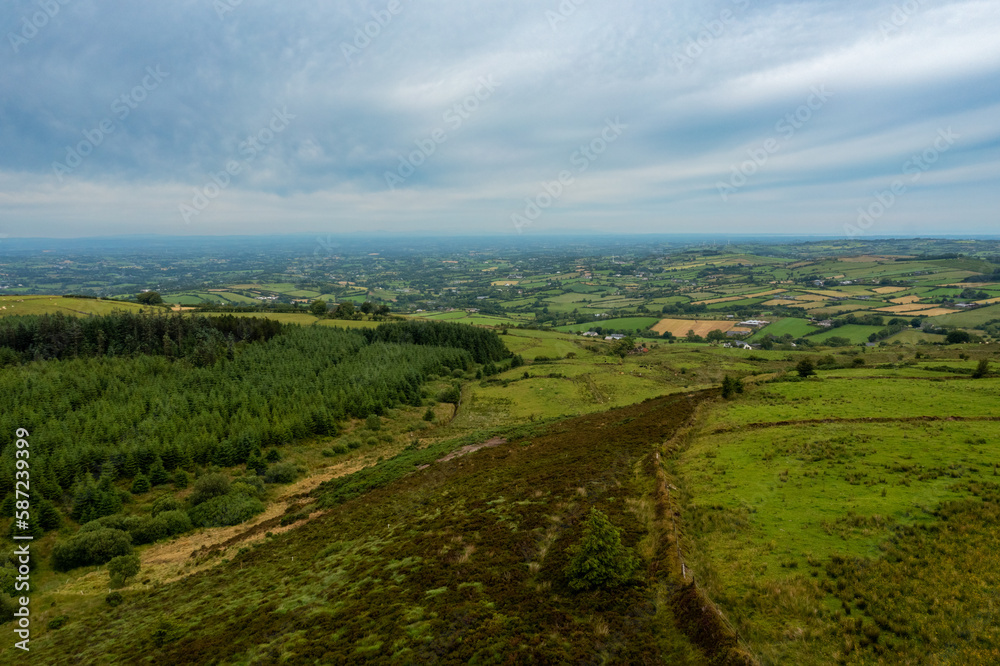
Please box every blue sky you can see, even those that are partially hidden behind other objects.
[1,0,998,238]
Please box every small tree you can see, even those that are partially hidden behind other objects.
[946,330,971,344]
[130,473,151,495]
[148,457,170,486]
[796,359,816,378]
[107,554,141,588]
[309,299,328,317]
[136,291,163,305]
[721,375,743,399]
[973,359,990,379]
[564,508,638,591]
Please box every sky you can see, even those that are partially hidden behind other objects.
[1,0,998,239]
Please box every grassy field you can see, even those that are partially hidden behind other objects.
[675,371,1000,664]
[812,325,884,345]
[555,316,660,333]
[751,318,818,341]
[0,295,153,317]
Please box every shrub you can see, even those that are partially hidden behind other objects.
[48,615,69,630]
[105,591,124,607]
[52,528,133,571]
[796,359,816,378]
[946,330,971,344]
[324,443,349,456]
[151,496,182,517]
[107,554,141,588]
[231,475,266,499]
[264,462,305,484]
[264,449,281,463]
[188,473,230,507]
[158,510,193,536]
[564,508,639,591]
[347,439,362,450]
[366,414,381,431]
[127,516,168,545]
[188,494,264,528]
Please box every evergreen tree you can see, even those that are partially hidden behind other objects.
[564,509,638,591]
[148,457,170,486]
[130,473,151,495]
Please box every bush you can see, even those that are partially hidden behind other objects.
[324,443,348,456]
[231,475,266,499]
[127,516,168,545]
[107,554,141,588]
[564,509,638,591]
[946,330,972,344]
[264,462,305,484]
[52,528,133,571]
[105,591,124,607]
[188,494,264,528]
[796,359,816,378]
[158,510,193,536]
[80,515,168,546]
[172,469,189,489]
[48,615,69,630]
[188,473,230,506]
[151,496,182,517]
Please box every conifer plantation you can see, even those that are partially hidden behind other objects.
[0,314,508,562]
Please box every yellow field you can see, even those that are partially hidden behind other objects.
[795,293,829,302]
[690,289,785,305]
[802,290,851,298]
[920,308,961,317]
[651,318,746,337]
[890,295,923,304]
[875,304,942,314]
[873,286,909,294]
[976,298,1000,305]
[761,299,798,306]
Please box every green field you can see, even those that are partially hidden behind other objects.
[555,317,660,333]
[751,318,818,341]
[676,373,1000,664]
[812,325,884,345]
[0,295,153,317]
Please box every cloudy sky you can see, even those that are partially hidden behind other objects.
[1,0,998,238]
